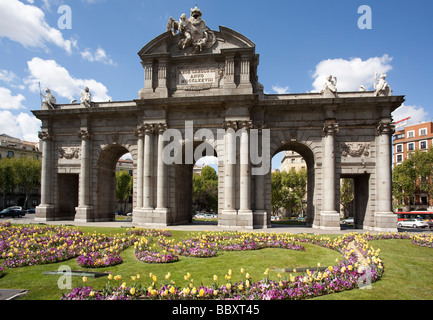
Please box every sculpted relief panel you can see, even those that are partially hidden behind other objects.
[58,147,81,160]
[341,143,371,158]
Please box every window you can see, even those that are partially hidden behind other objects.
[407,142,415,151]
[419,128,427,136]
[396,144,403,153]
[396,154,403,162]
[7,151,14,158]
[407,130,415,138]
[420,140,427,149]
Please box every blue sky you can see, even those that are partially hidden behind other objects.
[1,0,432,169]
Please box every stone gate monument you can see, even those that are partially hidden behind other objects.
[32,6,404,231]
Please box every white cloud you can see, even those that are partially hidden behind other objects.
[392,104,430,127]
[272,85,290,94]
[0,0,75,53]
[311,54,393,92]
[25,57,111,102]
[0,87,26,110]
[0,70,18,83]
[0,110,41,142]
[81,47,116,66]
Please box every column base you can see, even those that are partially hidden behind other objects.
[75,206,94,223]
[35,204,55,221]
[374,212,398,232]
[253,210,270,229]
[133,207,170,226]
[320,210,341,230]
[219,210,253,229]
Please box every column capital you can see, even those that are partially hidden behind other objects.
[376,121,395,136]
[222,120,238,130]
[155,123,167,134]
[78,129,91,140]
[323,121,339,136]
[135,125,145,138]
[238,120,253,131]
[38,131,53,141]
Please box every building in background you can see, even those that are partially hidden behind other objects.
[0,134,42,209]
[281,151,306,172]
[393,121,433,209]
[393,121,433,165]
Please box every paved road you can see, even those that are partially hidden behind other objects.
[2,214,432,235]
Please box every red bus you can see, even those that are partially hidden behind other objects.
[395,211,433,222]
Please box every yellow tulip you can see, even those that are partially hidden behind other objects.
[130,287,136,295]
[213,275,218,282]
[82,276,87,283]
[169,286,176,294]
[226,283,231,290]
[107,274,113,280]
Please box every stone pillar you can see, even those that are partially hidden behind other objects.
[320,120,340,230]
[134,125,144,209]
[155,123,168,211]
[239,120,252,213]
[75,129,93,222]
[253,128,268,228]
[35,130,55,221]
[222,121,237,214]
[375,120,397,232]
[142,123,154,209]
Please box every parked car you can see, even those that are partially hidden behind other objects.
[397,219,429,228]
[271,216,281,221]
[26,208,35,214]
[0,207,26,218]
[341,217,354,224]
[427,221,433,230]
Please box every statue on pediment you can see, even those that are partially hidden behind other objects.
[40,88,56,110]
[80,87,92,108]
[166,6,216,53]
[374,72,392,96]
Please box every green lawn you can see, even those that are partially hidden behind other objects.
[1,225,432,300]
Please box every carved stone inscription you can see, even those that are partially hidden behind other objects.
[178,68,216,85]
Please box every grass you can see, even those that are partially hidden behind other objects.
[1,225,433,300]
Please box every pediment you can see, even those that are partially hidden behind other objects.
[138,26,255,59]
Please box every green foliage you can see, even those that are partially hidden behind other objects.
[340,178,354,217]
[115,171,133,213]
[392,147,433,209]
[192,166,218,212]
[271,168,307,217]
[0,157,41,209]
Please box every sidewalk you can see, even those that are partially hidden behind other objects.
[6,214,365,235]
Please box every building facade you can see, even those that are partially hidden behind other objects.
[0,134,41,209]
[393,121,433,208]
[393,122,433,164]
[32,7,404,231]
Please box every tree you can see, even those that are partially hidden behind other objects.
[392,157,416,209]
[0,158,16,209]
[12,157,41,210]
[271,168,308,217]
[192,166,218,212]
[340,178,354,217]
[115,171,133,214]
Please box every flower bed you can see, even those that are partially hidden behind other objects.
[0,265,4,278]
[63,231,401,300]
[76,251,123,268]
[411,233,433,248]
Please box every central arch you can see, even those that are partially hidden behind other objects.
[270,141,316,227]
[95,144,132,222]
[170,139,220,225]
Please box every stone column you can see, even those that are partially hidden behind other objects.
[239,120,252,213]
[75,129,93,222]
[134,125,145,209]
[375,120,397,231]
[142,123,154,209]
[156,123,168,210]
[35,130,55,221]
[320,120,340,230]
[253,128,268,228]
[222,121,237,214]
